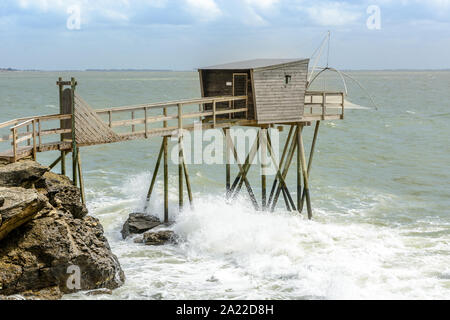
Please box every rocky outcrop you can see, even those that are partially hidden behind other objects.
[0,160,48,188]
[121,213,161,239]
[0,160,124,300]
[35,172,88,219]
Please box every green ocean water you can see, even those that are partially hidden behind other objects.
[0,70,449,299]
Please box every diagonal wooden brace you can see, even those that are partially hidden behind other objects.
[224,129,259,210]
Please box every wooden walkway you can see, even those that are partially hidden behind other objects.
[0,91,343,163]
[0,79,345,221]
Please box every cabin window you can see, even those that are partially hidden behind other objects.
[285,75,292,85]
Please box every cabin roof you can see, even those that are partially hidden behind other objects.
[200,58,308,70]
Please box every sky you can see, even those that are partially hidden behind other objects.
[0,0,449,70]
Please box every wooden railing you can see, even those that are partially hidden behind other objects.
[304,91,345,120]
[0,114,72,162]
[2,92,347,163]
[96,95,248,139]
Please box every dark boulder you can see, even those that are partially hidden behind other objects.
[0,160,125,299]
[0,160,48,188]
[0,210,125,297]
[143,230,177,246]
[121,213,161,239]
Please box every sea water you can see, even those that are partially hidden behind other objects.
[0,70,448,299]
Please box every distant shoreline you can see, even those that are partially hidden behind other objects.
[1,68,449,72]
[0,68,174,72]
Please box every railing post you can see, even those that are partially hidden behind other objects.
[108,110,112,128]
[341,92,345,119]
[12,128,17,162]
[32,120,37,160]
[37,119,41,150]
[131,111,135,132]
[27,125,31,146]
[144,107,148,138]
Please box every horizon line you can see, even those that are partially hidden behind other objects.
[1,68,450,72]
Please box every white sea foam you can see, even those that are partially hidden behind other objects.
[68,173,450,300]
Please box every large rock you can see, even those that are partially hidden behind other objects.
[0,160,125,299]
[143,230,177,246]
[121,213,161,239]
[0,210,125,297]
[0,160,48,188]
[36,172,87,219]
[0,187,48,241]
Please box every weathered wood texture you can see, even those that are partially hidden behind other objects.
[199,59,311,124]
[61,88,72,140]
[253,60,309,124]
[73,94,120,145]
[200,70,255,120]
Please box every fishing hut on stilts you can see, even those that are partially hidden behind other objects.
[0,58,345,221]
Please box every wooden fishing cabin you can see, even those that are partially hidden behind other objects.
[0,58,346,221]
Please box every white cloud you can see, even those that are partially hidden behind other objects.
[184,0,221,21]
[305,2,361,26]
[13,0,169,24]
[244,0,280,11]
[377,0,450,9]
[241,0,280,26]
[17,0,64,11]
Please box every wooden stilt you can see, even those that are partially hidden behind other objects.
[225,128,231,196]
[261,129,267,210]
[224,130,259,210]
[163,107,169,223]
[300,121,320,213]
[178,104,184,210]
[144,141,164,211]
[268,126,294,206]
[268,127,298,210]
[281,188,291,211]
[266,132,297,212]
[298,125,313,219]
[181,142,193,206]
[77,148,86,205]
[297,124,302,212]
[233,133,260,199]
[49,155,62,170]
[58,77,66,176]
[70,78,77,187]
[228,135,259,198]
[61,151,66,175]
[163,136,169,223]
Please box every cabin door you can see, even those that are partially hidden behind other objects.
[232,73,248,119]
